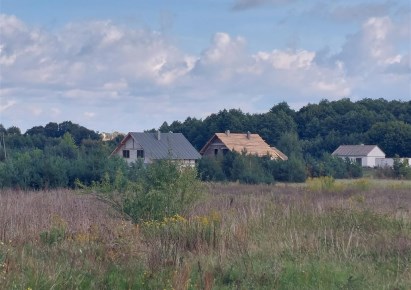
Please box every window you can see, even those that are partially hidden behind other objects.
[214,149,218,156]
[137,150,144,158]
[356,158,362,166]
[222,149,229,155]
[123,150,130,158]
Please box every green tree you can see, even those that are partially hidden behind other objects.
[197,157,226,181]
[367,121,411,157]
[45,122,60,138]
[393,155,411,179]
[26,126,46,136]
[6,126,21,135]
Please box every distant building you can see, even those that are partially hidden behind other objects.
[200,131,288,160]
[375,158,411,168]
[110,132,201,166]
[101,131,124,141]
[332,145,385,167]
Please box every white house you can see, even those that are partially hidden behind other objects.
[110,132,201,166]
[332,145,385,167]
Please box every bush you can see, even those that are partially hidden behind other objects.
[306,176,342,192]
[123,160,203,222]
[197,157,226,182]
[393,157,411,179]
[306,154,362,179]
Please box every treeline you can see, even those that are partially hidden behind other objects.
[0,122,125,189]
[158,98,411,158]
[198,151,362,184]
[1,98,410,188]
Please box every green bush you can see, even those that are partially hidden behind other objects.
[306,176,340,192]
[39,214,68,245]
[123,160,203,222]
[197,157,226,181]
[393,156,411,179]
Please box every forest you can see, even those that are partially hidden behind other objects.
[1,98,411,188]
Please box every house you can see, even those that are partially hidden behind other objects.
[110,132,201,166]
[200,131,288,160]
[331,145,385,167]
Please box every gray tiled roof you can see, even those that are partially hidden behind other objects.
[332,145,380,156]
[130,132,201,160]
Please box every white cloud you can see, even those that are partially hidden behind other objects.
[50,108,61,117]
[0,13,409,133]
[30,107,43,116]
[0,100,16,112]
[254,50,315,69]
[84,112,96,118]
[332,16,410,78]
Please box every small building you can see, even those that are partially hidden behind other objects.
[376,158,411,168]
[110,132,201,166]
[332,145,385,167]
[200,131,288,160]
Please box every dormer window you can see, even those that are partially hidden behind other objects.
[137,150,144,158]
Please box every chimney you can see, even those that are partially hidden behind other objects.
[157,131,161,140]
[225,130,230,136]
[247,131,251,139]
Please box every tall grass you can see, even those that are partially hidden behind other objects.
[1,180,410,289]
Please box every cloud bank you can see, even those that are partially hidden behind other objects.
[0,13,409,132]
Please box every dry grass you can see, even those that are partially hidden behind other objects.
[0,189,125,243]
[203,180,411,216]
[1,180,410,289]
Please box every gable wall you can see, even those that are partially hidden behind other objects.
[116,136,145,164]
[362,147,385,167]
[367,147,386,158]
[202,137,229,157]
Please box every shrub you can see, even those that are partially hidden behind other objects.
[39,214,68,245]
[123,160,203,222]
[197,157,226,181]
[306,176,342,192]
[393,157,411,180]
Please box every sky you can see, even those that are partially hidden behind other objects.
[0,0,410,133]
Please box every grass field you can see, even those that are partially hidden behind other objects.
[1,179,410,289]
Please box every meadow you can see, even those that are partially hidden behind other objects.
[1,179,410,289]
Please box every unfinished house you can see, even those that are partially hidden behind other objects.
[200,131,288,160]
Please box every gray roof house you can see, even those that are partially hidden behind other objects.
[110,132,201,166]
[332,145,385,167]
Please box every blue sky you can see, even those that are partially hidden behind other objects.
[1,0,410,133]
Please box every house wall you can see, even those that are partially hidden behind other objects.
[202,138,229,157]
[376,158,411,168]
[368,147,386,158]
[116,137,147,164]
[336,147,385,167]
[342,156,364,166]
[363,147,385,167]
[174,159,197,168]
[342,156,378,167]
[362,156,376,167]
